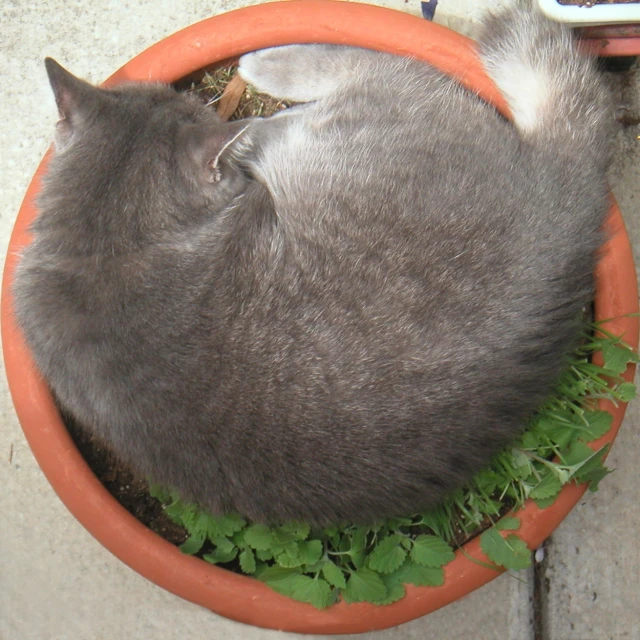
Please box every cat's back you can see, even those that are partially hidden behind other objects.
[14,3,614,526]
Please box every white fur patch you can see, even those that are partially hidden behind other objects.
[487,61,551,134]
[253,119,313,202]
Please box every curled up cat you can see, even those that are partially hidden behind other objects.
[13,3,613,526]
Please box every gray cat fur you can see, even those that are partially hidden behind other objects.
[13,3,613,525]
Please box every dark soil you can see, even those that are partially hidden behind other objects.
[64,414,188,546]
[174,63,293,119]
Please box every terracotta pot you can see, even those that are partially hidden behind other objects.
[579,24,640,58]
[2,1,638,634]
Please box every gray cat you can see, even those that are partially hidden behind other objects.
[14,3,613,526]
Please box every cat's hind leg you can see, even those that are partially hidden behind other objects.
[238,44,379,102]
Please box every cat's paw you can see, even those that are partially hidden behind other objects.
[238,44,350,103]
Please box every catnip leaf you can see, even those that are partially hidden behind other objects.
[601,343,632,375]
[349,527,370,554]
[510,449,533,479]
[562,442,610,484]
[351,550,367,570]
[496,517,520,531]
[163,501,186,524]
[244,524,274,550]
[554,428,577,450]
[385,517,413,529]
[415,509,447,536]
[322,560,347,589]
[210,536,236,554]
[303,560,326,573]
[258,565,301,582]
[390,559,445,587]
[480,529,531,570]
[324,527,341,547]
[274,522,310,543]
[370,576,406,605]
[202,546,238,564]
[148,484,172,503]
[625,344,640,362]
[216,547,239,563]
[338,533,351,553]
[532,414,575,449]
[193,512,214,538]
[179,533,205,555]
[206,513,246,538]
[290,576,333,609]
[298,540,323,566]
[583,466,612,491]
[344,567,388,603]
[410,535,455,568]
[534,495,557,509]
[529,472,563,500]
[581,410,613,442]
[616,382,636,402]
[231,530,246,548]
[511,447,530,467]
[572,446,610,484]
[502,535,533,570]
[259,566,307,598]
[368,535,407,574]
[281,521,311,540]
[173,503,201,531]
[520,430,541,451]
[239,548,257,574]
[255,548,273,561]
[562,440,595,466]
[272,539,300,559]
[473,469,501,495]
[275,543,303,568]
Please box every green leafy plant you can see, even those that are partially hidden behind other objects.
[150,324,637,609]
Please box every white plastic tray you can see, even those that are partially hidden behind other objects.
[537,0,640,26]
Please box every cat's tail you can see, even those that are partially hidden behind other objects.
[477,1,613,162]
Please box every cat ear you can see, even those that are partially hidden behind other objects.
[45,58,101,148]
[182,121,252,185]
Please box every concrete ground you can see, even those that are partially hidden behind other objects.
[1,1,638,638]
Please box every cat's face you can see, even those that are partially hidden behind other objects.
[41,59,252,240]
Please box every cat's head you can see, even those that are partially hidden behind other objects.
[42,58,252,240]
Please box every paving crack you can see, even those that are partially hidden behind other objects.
[533,538,551,640]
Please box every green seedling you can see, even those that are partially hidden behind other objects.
[150,324,637,608]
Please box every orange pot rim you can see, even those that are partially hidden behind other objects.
[2,1,638,634]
